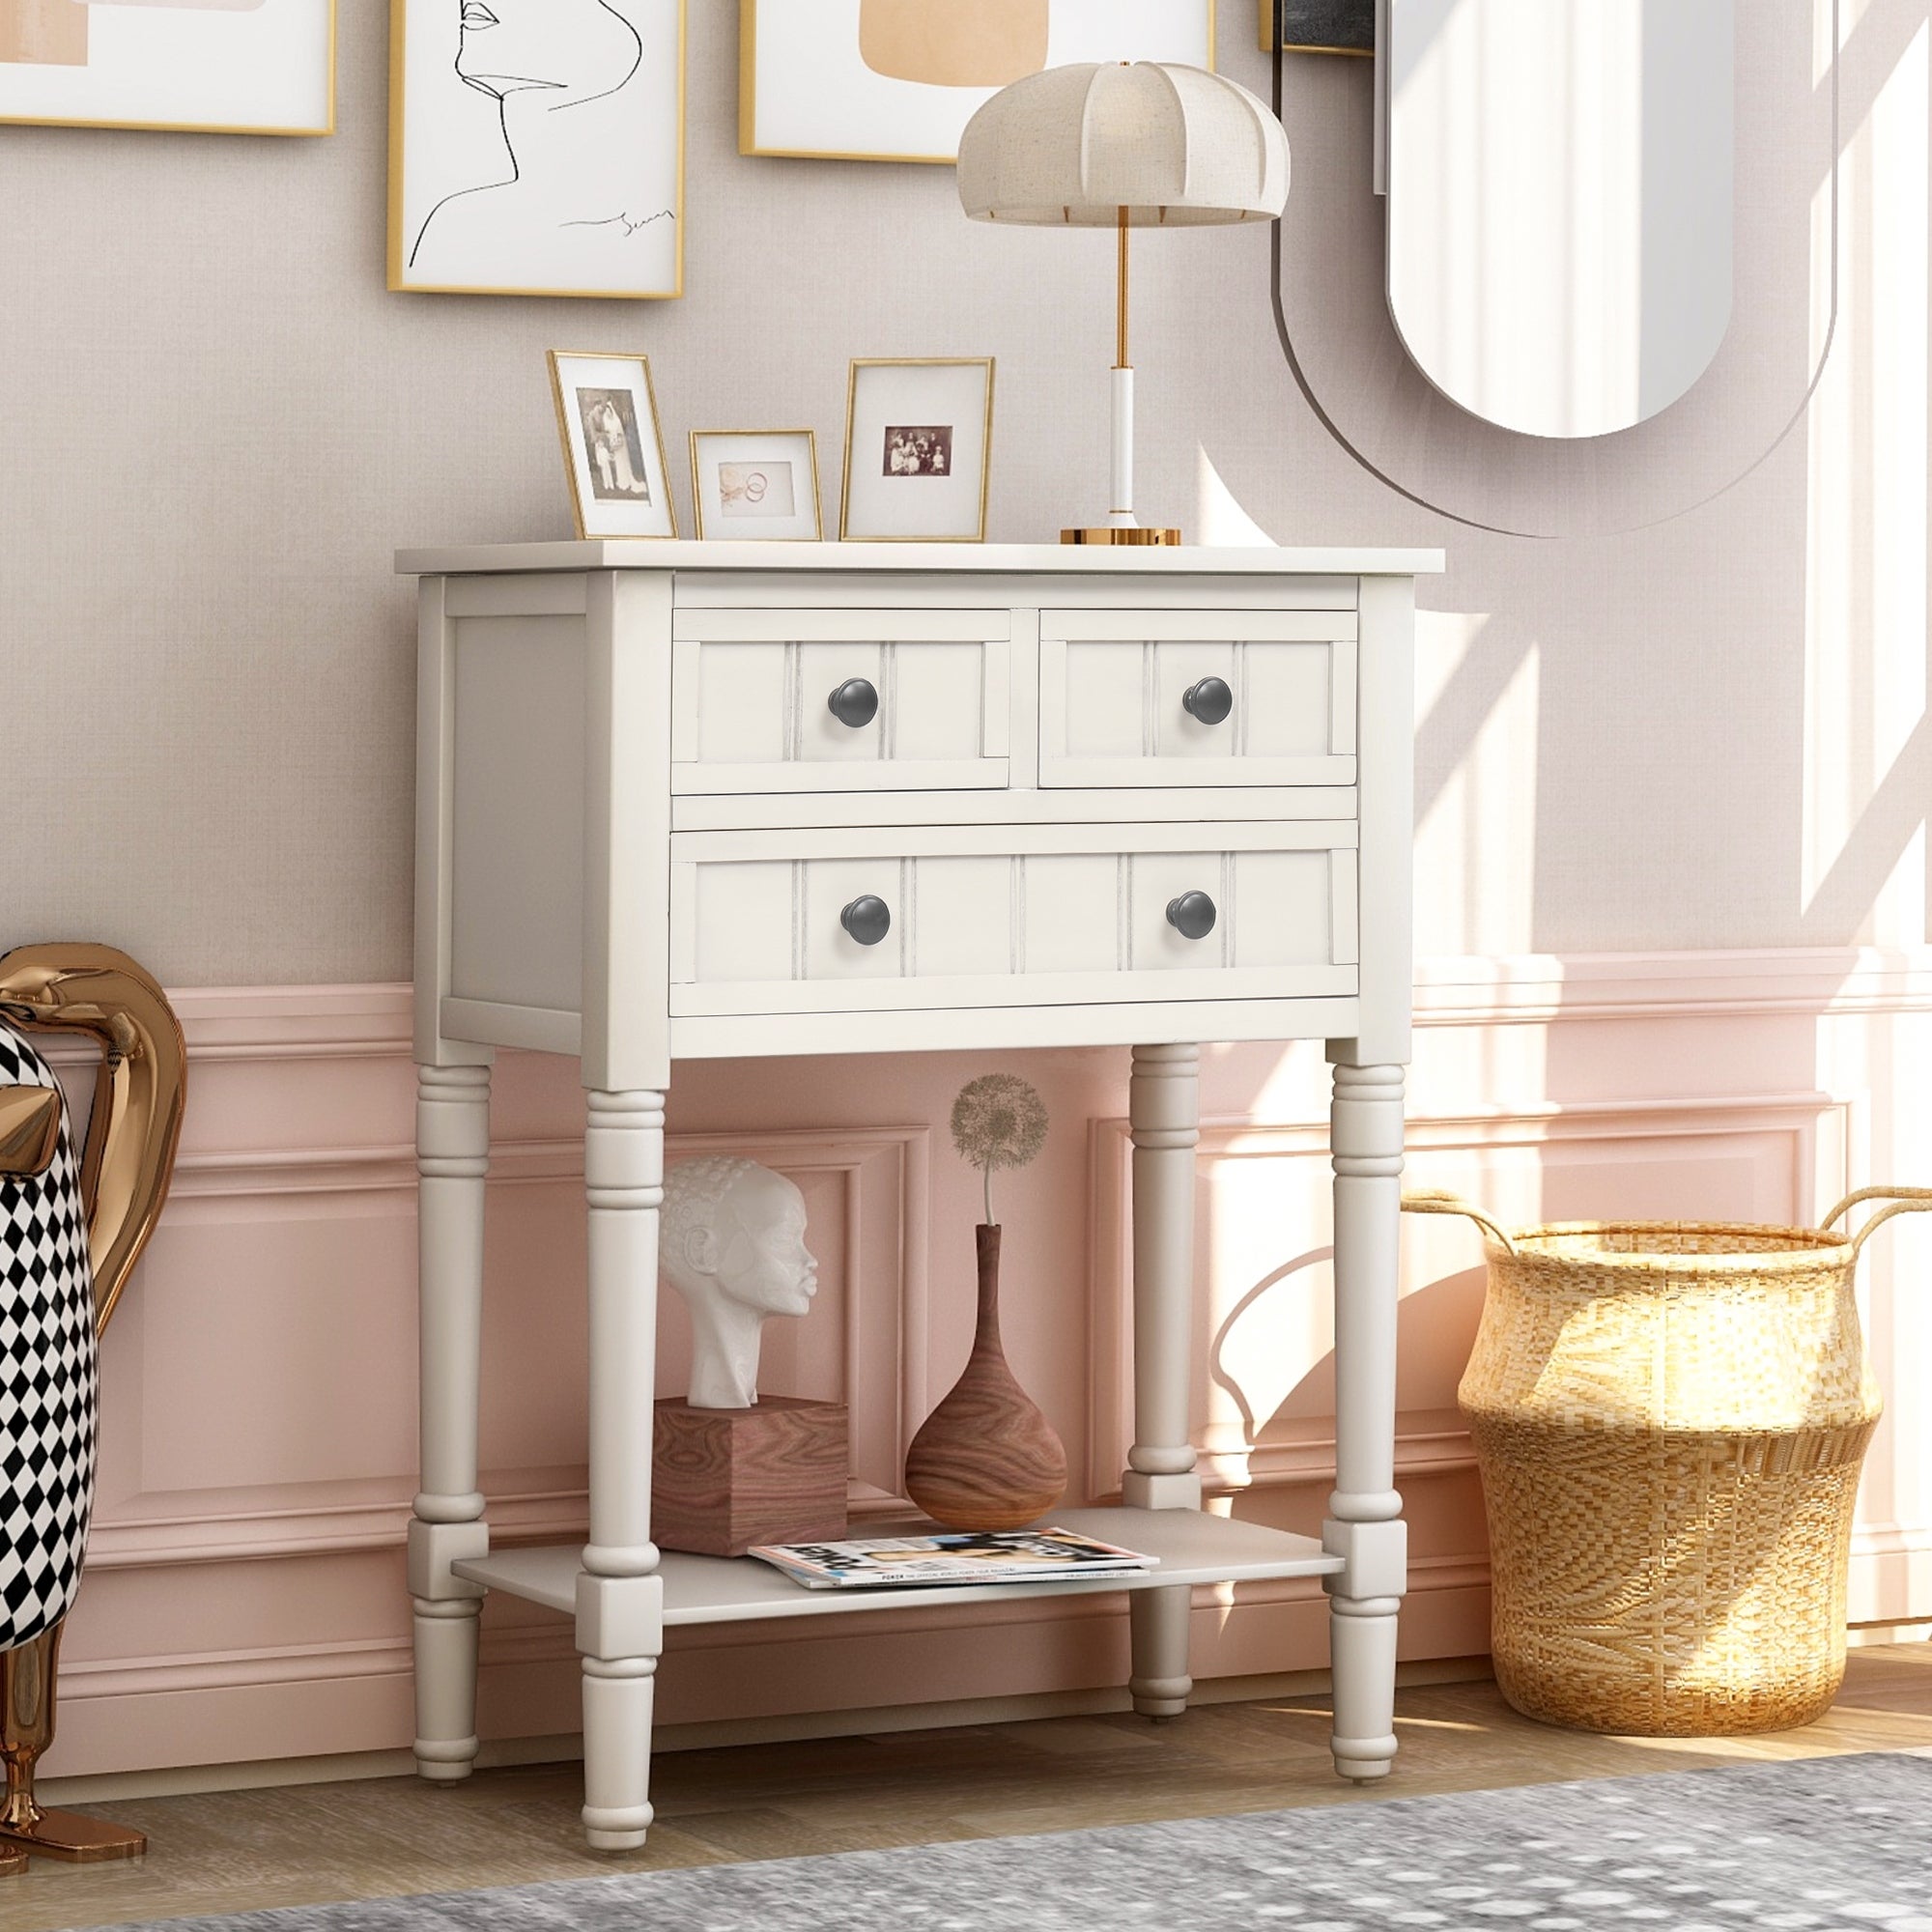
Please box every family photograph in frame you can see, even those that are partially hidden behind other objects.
[841,358,994,542]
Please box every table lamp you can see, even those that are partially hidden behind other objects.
[957,62,1290,545]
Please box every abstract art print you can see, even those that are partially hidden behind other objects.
[0,0,334,133]
[549,352,677,539]
[840,359,992,542]
[390,0,685,299]
[741,0,1214,164]
[690,431,823,541]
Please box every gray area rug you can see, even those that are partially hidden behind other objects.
[121,1751,1932,1931]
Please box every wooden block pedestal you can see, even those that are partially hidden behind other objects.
[652,1396,848,1557]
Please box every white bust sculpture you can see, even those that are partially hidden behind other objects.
[660,1156,819,1408]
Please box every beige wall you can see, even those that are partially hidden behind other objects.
[3,1,1924,981]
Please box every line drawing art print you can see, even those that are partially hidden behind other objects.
[392,0,684,298]
[0,0,333,133]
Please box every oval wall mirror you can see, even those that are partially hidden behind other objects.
[1385,0,1735,439]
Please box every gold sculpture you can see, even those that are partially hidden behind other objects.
[0,945,186,1865]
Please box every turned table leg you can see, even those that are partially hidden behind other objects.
[1325,1062,1408,1782]
[578,1088,668,1853]
[411,1062,493,1785]
[1124,1044,1202,1719]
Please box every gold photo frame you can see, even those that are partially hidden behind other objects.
[840,358,995,544]
[548,352,678,541]
[690,430,824,541]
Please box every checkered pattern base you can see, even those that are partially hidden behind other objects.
[0,1020,97,1649]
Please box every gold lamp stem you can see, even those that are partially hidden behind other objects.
[1117,202,1129,371]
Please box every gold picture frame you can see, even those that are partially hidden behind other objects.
[548,352,678,541]
[690,430,825,542]
[741,0,1217,165]
[390,0,687,299]
[0,0,336,134]
[1259,0,1374,56]
[840,358,995,544]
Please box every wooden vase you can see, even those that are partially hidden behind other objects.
[903,1224,1066,1531]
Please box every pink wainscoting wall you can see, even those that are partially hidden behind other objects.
[35,951,1932,1780]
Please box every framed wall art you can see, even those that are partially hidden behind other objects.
[390,0,685,299]
[549,352,677,540]
[690,431,823,541]
[741,0,1214,164]
[0,0,334,134]
[840,358,993,543]
[1260,0,1372,54]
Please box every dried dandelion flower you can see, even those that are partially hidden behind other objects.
[951,1072,1048,1225]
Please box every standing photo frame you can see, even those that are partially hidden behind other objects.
[0,0,334,134]
[840,359,994,543]
[741,0,1214,164]
[690,432,824,542]
[550,353,678,540]
[390,0,685,299]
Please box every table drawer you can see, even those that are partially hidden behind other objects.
[1039,609,1355,787]
[671,608,1009,795]
[669,822,1358,1017]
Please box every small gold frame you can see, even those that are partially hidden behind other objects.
[840,357,995,544]
[548,352,678,542]
[689,430,825,542]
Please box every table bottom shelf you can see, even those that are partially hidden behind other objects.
[452,1506,1342,1627]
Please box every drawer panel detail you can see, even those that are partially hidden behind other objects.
[671,608,1010,795]
[1039,608,1356,788]
[669,823,1358,1017]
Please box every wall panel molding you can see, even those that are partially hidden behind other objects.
[32,947,1932,1778]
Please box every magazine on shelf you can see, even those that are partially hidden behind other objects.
[748,1527,1159,1590]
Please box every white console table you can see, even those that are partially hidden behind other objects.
[401,540,1437,1851]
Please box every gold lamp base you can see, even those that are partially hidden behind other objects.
[0,1808,148,1864]
[1062,526,1182,546]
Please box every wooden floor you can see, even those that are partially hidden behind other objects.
[14,1644,1932,1931]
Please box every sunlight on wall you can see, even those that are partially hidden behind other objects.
[1803,14,1928,945]
[1194,448,1275,546]
[1413,611,1542,956]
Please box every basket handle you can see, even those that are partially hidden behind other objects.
[1818,1185,1932,1260]
[1400,1188,1519,1256]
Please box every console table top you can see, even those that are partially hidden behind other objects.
[396,539,1446,578]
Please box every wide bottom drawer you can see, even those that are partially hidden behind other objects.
[669,822,1358,1018]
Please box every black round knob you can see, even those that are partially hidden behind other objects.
[1182,676,1234,725]
[828,678,880,728]
[1166,892,1217,941]
[840,895,892,947]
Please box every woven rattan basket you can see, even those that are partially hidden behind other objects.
[1406,1185,1932,1737]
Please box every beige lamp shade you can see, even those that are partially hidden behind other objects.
[957,62,1290,227]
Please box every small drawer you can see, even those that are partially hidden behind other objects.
[671,608,1009,795]
[1038,609,1356,788]
[668,822,1359,1019]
